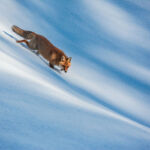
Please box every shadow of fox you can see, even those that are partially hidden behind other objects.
[12,25,72,73]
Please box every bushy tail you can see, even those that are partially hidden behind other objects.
[12,25,34,39]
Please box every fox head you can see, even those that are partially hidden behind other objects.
[59,56,72,73]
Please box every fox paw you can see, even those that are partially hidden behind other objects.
[35,51,39,55]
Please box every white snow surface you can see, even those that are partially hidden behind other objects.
[0,0,150,150]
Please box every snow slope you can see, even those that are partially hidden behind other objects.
[0,0,150,150]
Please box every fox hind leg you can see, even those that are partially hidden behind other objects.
[34,50,39,55]
[16,39,29,47]
[16,39,37,50]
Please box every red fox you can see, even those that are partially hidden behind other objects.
[12,25,72,73]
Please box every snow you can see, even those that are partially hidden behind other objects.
[0,0,150,150]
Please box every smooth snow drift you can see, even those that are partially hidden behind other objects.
[0,0,150,150]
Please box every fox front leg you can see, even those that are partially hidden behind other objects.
[49,63,54,69]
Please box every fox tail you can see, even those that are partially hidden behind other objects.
[12,25,34,39]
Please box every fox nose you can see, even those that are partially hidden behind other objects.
[65,70,67,73]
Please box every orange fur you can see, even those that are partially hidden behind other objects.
[12,25,72,73]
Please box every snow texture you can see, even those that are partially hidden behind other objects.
[0,0,150,150]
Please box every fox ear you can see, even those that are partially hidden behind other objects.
[61,55,66,61]
[68,57,72,62]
